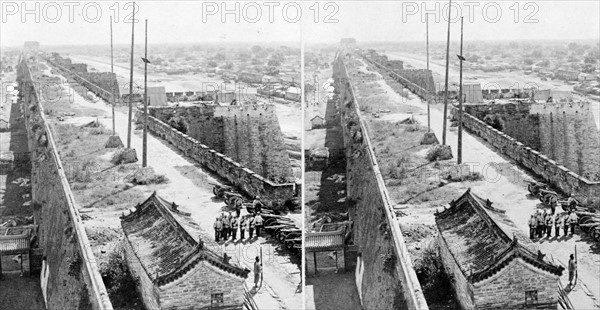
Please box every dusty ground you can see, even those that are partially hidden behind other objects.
[349,55,600,309]
[40,62,302,309]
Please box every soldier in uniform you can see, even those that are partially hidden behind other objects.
[563,212,570,235]
[254,212,264,237]
[214,216,222,242]
[231,215,239,241]
[248,215,255,239]
[545,211,553,238]
[240,216,247,240]
[536,210,545,238]
[222,213,231,240]
[554,213,561,237]
[568,211,579,235]
[253,196,263,214]
[528,214,537,239]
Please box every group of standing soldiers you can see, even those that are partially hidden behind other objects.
[213,197,265,243]
[528,209,579,239]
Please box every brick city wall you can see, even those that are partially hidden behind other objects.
[457,107,600,207]
[159,262,245,310]
[150,105,293,183]
[534,103,600,180]
[362,53,436,100]
[464,102,600,180]
[436,233,475,310]
[215,105,292,183]
[335,53,429,310]
[142,109,296,207]
[464,103,542,151]
[47,55,119,104]
[472,259,558,309]
[122,239,160,310]
[18,60,113,310]
[149,106,226,153]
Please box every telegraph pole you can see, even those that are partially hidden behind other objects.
[110,16,115,136]
[142,19,150,167]
[126,2,135,149]
[457,17,465,164]
[426,13,431,133]
[441,0,452,145]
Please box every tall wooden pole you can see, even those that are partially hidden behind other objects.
[126,2,135,148]
[441,0,452,145]
[142,19,148,167]
[426,13,431,133]
[110,16,115,136]
[457,16,464,164]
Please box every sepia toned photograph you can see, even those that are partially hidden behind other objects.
[1,1,600,310]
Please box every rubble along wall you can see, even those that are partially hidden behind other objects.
[334,53,429,310]
[142,110,296,207]
[149,105,292,183]
[458,107,600,207]
[18,61,113,310]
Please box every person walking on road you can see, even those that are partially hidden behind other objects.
[568,254,577,286]
[214,216,222,242]
[254,212,264,237]
[231,216,239,241]
[528,214,537,239]
[568,211,579,235]
[253,256,262,290]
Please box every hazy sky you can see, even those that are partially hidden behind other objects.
[1,1,599,47]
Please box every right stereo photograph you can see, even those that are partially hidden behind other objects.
[303,1,600,310]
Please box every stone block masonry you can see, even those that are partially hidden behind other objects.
[18,60,113,309]
[457,106,600,208]
[150,105,293,184]
[334,53,429,310]
[142,109,296,207]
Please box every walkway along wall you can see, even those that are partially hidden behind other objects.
[334,53,429,310]
[140,110,297,207]
[457,107,600,207]
[17,60,113,310]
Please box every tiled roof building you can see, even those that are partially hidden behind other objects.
[435,189,564,310]
[121,192,249,310]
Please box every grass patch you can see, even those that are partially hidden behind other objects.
[99,245,146,310]
[414,246,461,309]
[123,166,168,185]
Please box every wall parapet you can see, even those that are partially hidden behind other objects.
[18,59,113,309]
[140,110,296,206]
[457,107,600,207]
[335,53,429,310]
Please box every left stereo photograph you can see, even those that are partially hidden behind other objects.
[0,2,302,310]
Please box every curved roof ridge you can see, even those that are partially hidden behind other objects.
[156,246,250,286]
[470,238,564,283]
